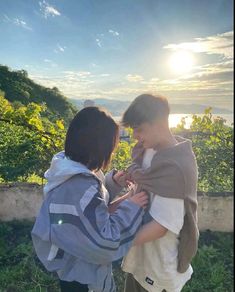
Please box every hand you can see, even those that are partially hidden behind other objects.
[108,192,132,213]
[129,191,149,209]
[113,170,129,187]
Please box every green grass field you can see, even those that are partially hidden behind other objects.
[0,220,233,292]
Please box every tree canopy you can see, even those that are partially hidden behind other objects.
[0,95,65,181]
[0,93,233,192]
[0,65,77,126]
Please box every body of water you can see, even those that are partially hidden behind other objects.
[115,113,233,129]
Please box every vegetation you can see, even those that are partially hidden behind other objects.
[0,65,77,125]
[110,110,234,192]
[0,93,233,192]
[0,220,233,291]
[172,108,234,192]
[0,67,233,291]
[0,95,65,181]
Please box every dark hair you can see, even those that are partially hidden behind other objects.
[122,94,170,127]
[65,107,119,171]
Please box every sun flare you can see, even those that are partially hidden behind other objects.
[168,50,195,74]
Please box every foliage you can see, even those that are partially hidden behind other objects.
[110,109,233,192]
[0,93,233,193]
[0,65,77,126]
[173,108,234,192]
[0,221,233,291]
[110,129,135,170]
[0,95,65,181]
[182,231,233,291]
[0,221,59,292]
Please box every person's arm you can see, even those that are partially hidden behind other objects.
[133,194,185,246]
[108,188,134,213]
[104,170,125,201]
[47,177,147,265]
[133,220,168,246]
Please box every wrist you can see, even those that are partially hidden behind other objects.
[112,169,121,186]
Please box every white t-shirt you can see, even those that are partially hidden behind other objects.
[122,148,193,292]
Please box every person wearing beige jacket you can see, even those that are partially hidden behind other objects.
[120,94,199,292]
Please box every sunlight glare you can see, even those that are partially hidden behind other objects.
[168,50,195,74]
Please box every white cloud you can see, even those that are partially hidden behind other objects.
[54,44,66,53]
[108,29,119,36]
[95,31,122,50]
[181,60,233,80]
[2,14,11,22]
[43,59,58,67]
[161,31,234,106]
[39,0,61,18]
[126,74,144,82]
[91,63,98,68]
[2,14,32,30]
[164,31,233,59]
[100,74,110,77]
[96,38,102,48]
[28,68,233,110]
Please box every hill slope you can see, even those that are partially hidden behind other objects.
[0,65,77,124]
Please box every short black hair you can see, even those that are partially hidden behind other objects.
[122,94,170,127]
[65,107,119,171]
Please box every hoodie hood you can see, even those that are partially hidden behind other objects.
[43,151,93,195]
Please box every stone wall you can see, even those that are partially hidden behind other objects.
[0,184,233,232]
[197,192,233,232]
[0,183,42,221]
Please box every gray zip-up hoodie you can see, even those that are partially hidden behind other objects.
[31,151,144,292]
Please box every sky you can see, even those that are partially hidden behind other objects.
[0,0,233,110]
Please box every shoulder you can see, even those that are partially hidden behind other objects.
[151,194,184,209]
[52,173,102,204]
[67,172,99,184]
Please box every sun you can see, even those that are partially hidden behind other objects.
[168,50,195,74]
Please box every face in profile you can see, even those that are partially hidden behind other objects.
[133,121,160,149]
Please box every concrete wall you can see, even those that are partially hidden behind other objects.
[197,193,233,232]
[0,184,233,232]
[0,183,42,221]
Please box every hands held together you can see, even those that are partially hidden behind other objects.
[109,169,149,212]
[112,169,133,188]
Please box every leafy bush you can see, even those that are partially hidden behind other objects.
[0,95,65,181]
[0,221,59,292]
[0,221,233,292]
[0,95,234,193]
[173,108,234,192]
[0,65,77,125]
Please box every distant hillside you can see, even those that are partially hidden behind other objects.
[0,65,77,124]
[69,98,233,116]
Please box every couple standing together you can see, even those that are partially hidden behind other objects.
[32,94,199,292]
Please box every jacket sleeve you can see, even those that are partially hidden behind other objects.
[94,169,123,202]
[48,179,144,265]
[104,169,124,202]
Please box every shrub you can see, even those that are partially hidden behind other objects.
[0,221,233,292]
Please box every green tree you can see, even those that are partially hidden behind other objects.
[0,95,65,182]
[0,64,77,126]
[110,128,135,171]
[111,109,233,192]
[173,108,233,192]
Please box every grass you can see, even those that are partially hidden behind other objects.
[0,220,233,292]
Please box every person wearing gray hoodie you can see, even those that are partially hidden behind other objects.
[31,107,148,292]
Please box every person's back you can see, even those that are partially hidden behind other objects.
[31,107,148,292]
[121,94,199,292]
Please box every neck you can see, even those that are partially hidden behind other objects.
[154,132,178,151]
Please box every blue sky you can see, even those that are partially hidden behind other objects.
[0,0,233,110]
